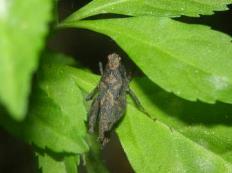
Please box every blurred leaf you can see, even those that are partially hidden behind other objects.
[60,16,232,104]
[0,53,88,153]
[65,0,232,21]
[0,0,53,120]
[37,152,79,173]
[68,68,232,172]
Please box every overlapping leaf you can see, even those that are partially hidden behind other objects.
[70,68,232,172]
[0,53,88,153]
[0,0,53,120]
[61,16,232,104]
[64,0,232,22]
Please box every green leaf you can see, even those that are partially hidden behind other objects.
[0,0,53,120]
[60,16,232,104]
[67,69,232,172]
[117,105,232,173]
[0,53,88,153]
[37,152,79,173]
[64,0,232,21]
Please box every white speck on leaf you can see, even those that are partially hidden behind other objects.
[208,76,229,90]
[195,155,215,172]
[176,91,181,95]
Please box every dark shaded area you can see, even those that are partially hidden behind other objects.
[102,133,134,173]
[0,129,36,173]
[177,4,232,35]
[48,28,139,76]
[58,0,91,21]
[0,1,231,173]
[135,77,232,126]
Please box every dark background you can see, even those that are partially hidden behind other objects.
[0,1,231,173]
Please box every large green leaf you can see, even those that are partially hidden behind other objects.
[60,16,232,104]
[0,53,88,153]
[37,152,79,173]
[65,0,232,21]
[0,0,52,120]
[69,68,232,172]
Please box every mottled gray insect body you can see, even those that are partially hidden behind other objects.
[86,53,143,146]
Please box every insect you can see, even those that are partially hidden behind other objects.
[86,53,145,146]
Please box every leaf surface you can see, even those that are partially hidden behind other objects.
[61,16,232,104]
[65,0,232,21]
[0,0,53,120]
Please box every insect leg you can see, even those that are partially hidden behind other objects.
[86,86,98,101]
[99,62,104,76]
[88,97,100,133]
[86,61,103,101]
[127,87,146,113]
[127,87,155,120]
